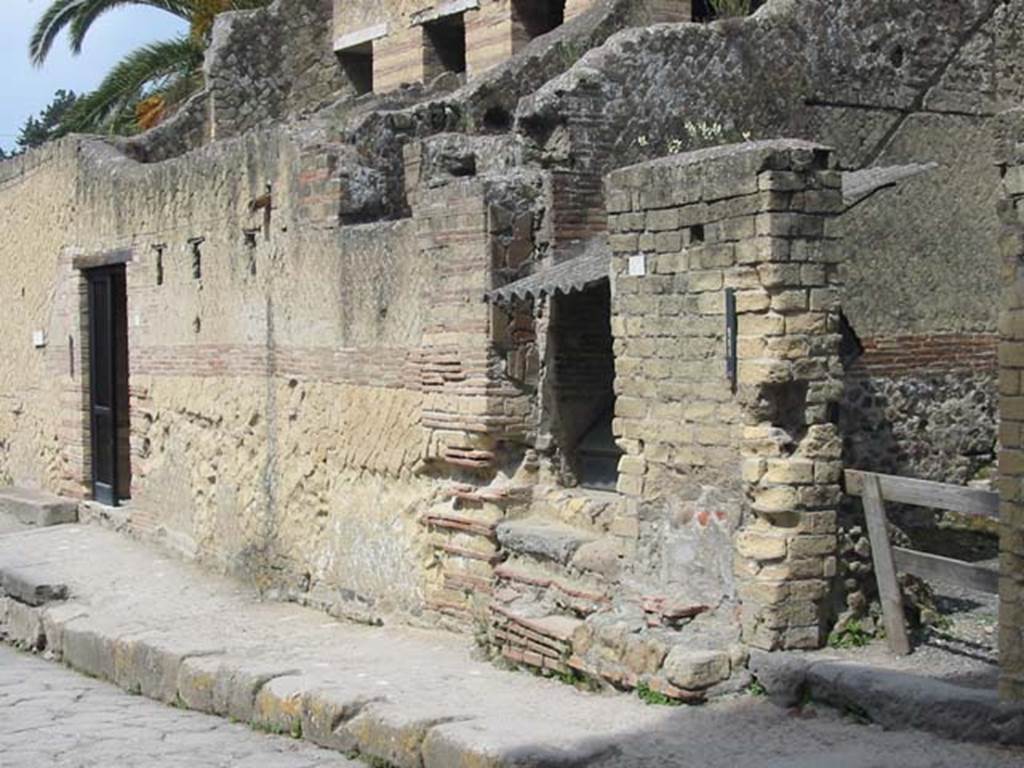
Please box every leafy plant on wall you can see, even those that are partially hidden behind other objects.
[29,0,270,135]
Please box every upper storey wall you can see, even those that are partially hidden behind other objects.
[519,0,1024,338]
[119,0,346,162]
[332,0,691,94]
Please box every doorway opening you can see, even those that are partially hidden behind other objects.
[337,41,374,95]
[423,13,467,79]
[550,281,620,490]
[513,0,566,42]
[86,265,131,506]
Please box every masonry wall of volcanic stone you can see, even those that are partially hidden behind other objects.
[5,0,1024,685]
[517,0,1024,493]
[0,129,546,622]
[606,141,844,650]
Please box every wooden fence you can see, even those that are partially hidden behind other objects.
[844,469,1000,655]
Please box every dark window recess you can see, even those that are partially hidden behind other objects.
[513,0,565,39]
[483,106,512,131]
[424,13,467,77]
[189,238,203,280]
[153,245,165,286]
[338,42,373,95]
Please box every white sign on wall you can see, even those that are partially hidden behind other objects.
[32,330,47,348]
[628,254,647,277]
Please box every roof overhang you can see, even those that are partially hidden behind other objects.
[486,243,611,305]
[842,162,939,207]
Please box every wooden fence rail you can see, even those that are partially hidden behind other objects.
[843,469,1000,655]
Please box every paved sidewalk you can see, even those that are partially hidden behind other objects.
[0,525,1022,767]
[0,645,357,767]
[0,511,29,535]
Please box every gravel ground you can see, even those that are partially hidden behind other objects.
[820,570,1002,689]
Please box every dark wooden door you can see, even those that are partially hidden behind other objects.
[87,266,128,506]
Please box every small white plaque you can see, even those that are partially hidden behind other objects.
[32,330,47,348]
[628,254,647,277]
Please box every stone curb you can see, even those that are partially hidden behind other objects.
[750,650,1024,746]
[0,594,612,767]
[0,487,78,527]
[0,565,69,607]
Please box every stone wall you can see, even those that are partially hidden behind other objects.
[0,146,80,496]
[519,0,1024,487]
[996,108,1024,701]
[334,0,690,93]
[205,0,348,141]
[606,140,844,650]
[2,0,1020,685]
[118,0,345,163]
[0,125,540,621]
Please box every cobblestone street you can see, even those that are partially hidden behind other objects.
[0,646,356,767]
[4,641,1023,768]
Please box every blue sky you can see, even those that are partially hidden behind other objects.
[0,0,186,152]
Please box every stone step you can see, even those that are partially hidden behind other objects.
[495,516,598,565]
[0,565,69,606]
[0,487,78,528]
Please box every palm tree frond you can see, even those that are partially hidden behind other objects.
[67,0,193,56]
[31,0,273,132]
[63,36,203,132]
[29,0,87,65]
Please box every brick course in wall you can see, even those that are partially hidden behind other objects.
[848,333,998,379]
[995,108,1024,701]
[606,140,844,651]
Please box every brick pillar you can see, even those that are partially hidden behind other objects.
[466,0,517,78]
[410,160,535,473]
[374,26,426,93]
[996,108,1024,701]
[53,252,91,500]
[733,149,844,652]
[605,141,843,651]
